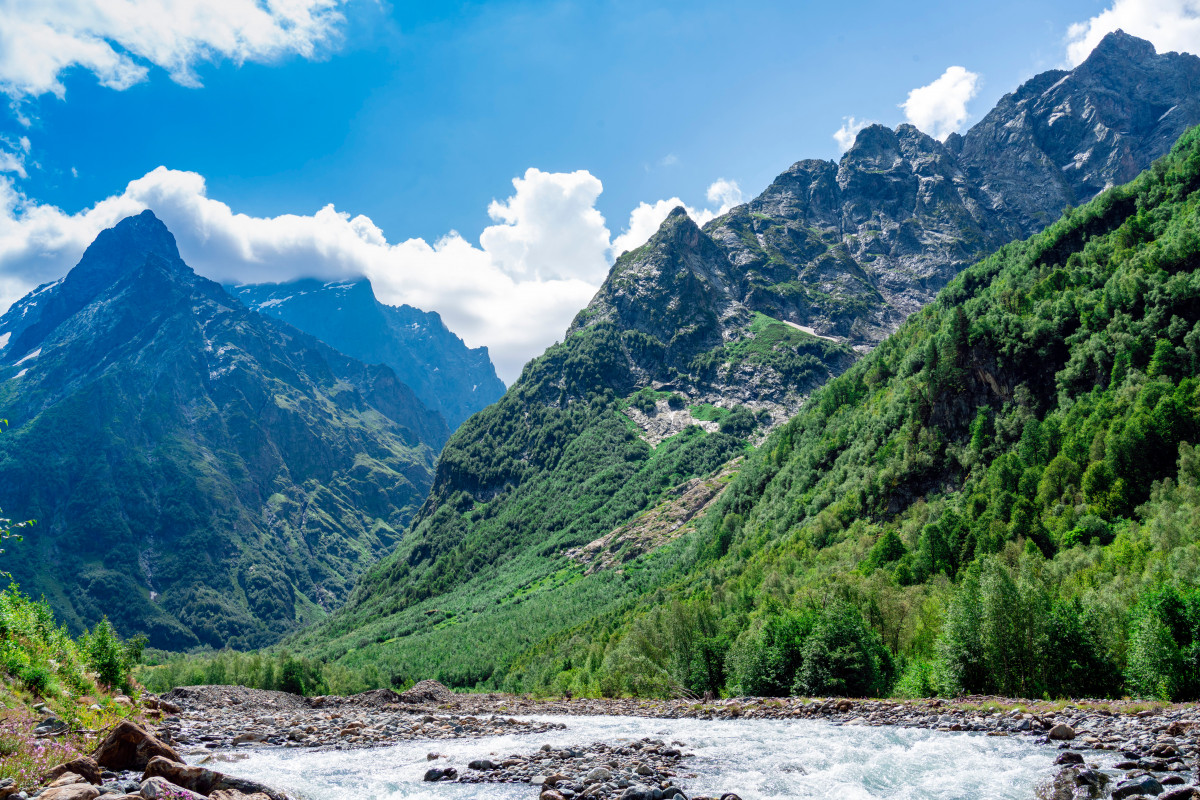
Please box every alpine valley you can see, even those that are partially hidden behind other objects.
[5,28,1200,713]
[261,31,1200,703]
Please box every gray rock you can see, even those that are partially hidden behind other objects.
[585,767,613,783]
[422,767,457,782]
[1112,775,1166,799]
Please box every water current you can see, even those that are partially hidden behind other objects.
[207,714,1062,800]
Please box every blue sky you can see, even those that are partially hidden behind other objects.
[0,0,1193,380]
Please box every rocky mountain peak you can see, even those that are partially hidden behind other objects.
[652,205,704,249]
[844,123,901,163]
[1084,28,1160,66]
[3,210,190,362]
[72,209,183,288]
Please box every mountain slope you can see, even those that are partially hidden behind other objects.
[512,124,1200,699]
[229,279,505,429]
[288,217,804,684]
[0,212,449,650]
[291,33,1200,688]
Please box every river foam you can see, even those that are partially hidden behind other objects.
[207,714,1056,800]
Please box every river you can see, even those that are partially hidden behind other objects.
[205,713,1060,799]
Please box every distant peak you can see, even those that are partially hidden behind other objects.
[666,205,689,219]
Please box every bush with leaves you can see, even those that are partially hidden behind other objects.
[792,603,894,697]
[83,618,146,694]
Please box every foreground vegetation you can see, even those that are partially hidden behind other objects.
[0,583,145,786]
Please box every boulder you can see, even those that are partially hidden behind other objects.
[0,777,16,800]
[540,791,566,800]
[1054,752,1084,766]
[48,773,88,788]
[93,722,182,771]
[1160,789,1199,800]
[1112,775,1165,799]
[45,757,103,785]
[467,759,497,771]
[35,717,69,736]
[232,732,268,745]
[210,791,272,800]
[585,767,612,783]
[139,777,206,800]
[1048,724,1076,741]
[40,786,100,800]
[423,767,457,782]
[142,757,286,800]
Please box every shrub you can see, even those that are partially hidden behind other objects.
[83,617,146,694]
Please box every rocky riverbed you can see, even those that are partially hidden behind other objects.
[19,683,1200,800]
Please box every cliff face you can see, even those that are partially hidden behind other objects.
[0,212,448,649]
[701,30,1200,350]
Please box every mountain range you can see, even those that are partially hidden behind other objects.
[285,31,1200,689]
[2,30,1198,679]
[0,212,481,648]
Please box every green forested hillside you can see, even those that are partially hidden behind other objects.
[280,126,1200,700]
[278,127,1200,700]
[506,125,1200,700]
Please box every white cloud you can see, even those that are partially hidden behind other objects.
[0,168,741,383]
[481,168,611,283]
[832,116,876,152]
[0,0,346,101]
[610,178,743,257]
[900,66,980,141]
[0,151,26,180]
[1066,0,1200,65]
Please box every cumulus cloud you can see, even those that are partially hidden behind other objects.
[0,167,741,382]
[900,66,980,141]
[609,178,743,257]
[0,0,346,100]
[832,116,876,152]
[1066,0,1200,64]
[481,168,611,283]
